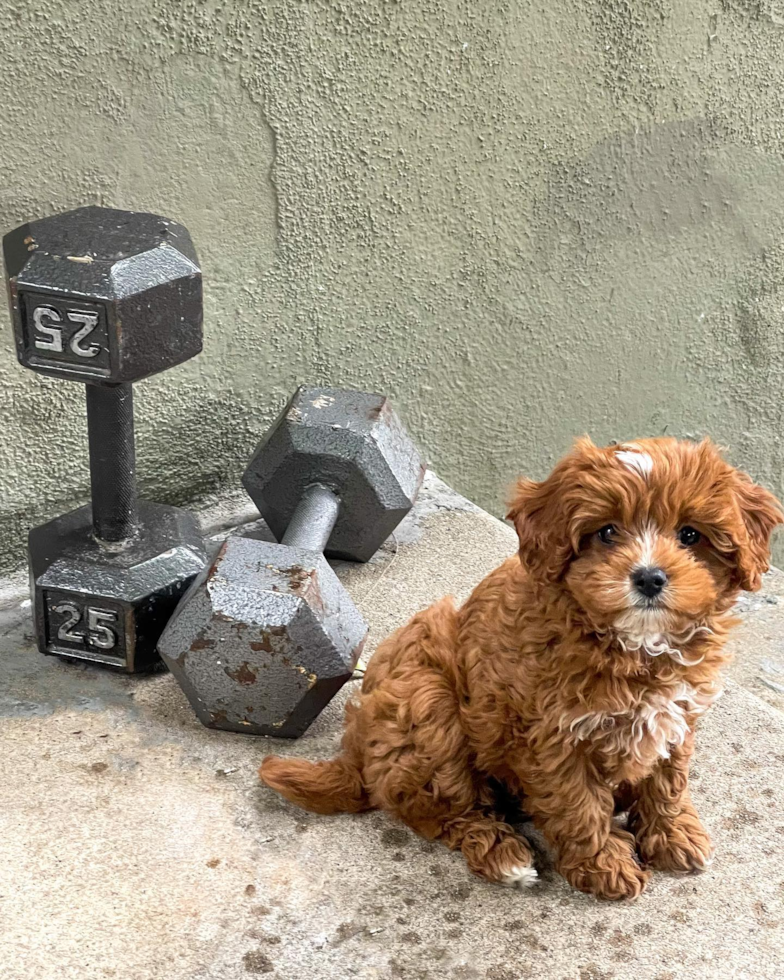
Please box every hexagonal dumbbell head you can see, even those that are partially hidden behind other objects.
[159,536,368,737]
[4,205,202,383]
[242,386,426,563]
[29,502,206,672]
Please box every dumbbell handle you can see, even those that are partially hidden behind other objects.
[86,383,139,543]
[281,484,340,554]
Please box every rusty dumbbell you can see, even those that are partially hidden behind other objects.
[159,385,425,737]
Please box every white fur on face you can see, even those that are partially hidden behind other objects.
[617,525,666,611]
[635,526,657,571]
[607,524,710,667]
[612,523,711,665]
[615,444,654,480]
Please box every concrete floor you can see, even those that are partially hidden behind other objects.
[1,476,783,980]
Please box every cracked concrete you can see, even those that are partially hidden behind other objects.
[1,475,783,980]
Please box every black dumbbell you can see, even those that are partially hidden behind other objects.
[3,206,207,672]
[159,385,426,737]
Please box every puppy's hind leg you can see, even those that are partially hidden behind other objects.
[349,598,536,888]
[363,676,537,886]
[388,770,538,888]
[437,809,538,889]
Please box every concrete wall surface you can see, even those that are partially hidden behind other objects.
[3,0,784,571]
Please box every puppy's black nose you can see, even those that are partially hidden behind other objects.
[631,566,668,598]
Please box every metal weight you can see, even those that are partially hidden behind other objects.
[243,387,426,562]
[29,503,205,671]
[4,206,207,672]
[159,535,368,736]
[159,385,426,736]
[4,206,202,384]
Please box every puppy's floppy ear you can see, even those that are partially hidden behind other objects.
[507,439,595,581]
[732,473,784,591]
[506,477,553,577]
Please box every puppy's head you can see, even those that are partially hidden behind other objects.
[507,437,783,642]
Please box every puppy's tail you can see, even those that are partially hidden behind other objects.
[259,754,370,815]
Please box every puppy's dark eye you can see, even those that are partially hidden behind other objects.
[598,524,618,545]
[678,526,701,546]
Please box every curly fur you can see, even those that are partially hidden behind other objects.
[260,437,782,900]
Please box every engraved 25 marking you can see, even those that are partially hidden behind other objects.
[53,601,118,650]
[33,306,101,357]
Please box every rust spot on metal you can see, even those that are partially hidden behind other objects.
[210,710,228,724]
[305,578,325,616]
[280,563,325,611]
[368,398,385,420]
[190,636,215,651]
[294,665,319,689]
[250,633,273,653]
[225,662,258,685]
[286,565,311,591]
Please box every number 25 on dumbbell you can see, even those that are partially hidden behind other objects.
[23,297,109,373]
[49,597,121,657]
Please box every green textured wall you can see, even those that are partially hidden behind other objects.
[3,0,784,571]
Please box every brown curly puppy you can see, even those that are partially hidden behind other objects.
[260,437,782,900]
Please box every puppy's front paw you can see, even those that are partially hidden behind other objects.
[635,811,713,874]
[560,829,650,901]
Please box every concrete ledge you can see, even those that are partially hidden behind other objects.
[1,475,783,980]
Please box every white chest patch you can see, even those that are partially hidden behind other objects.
[564,682,722,763]
[615,445,654,479]
[613,621,712,667]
